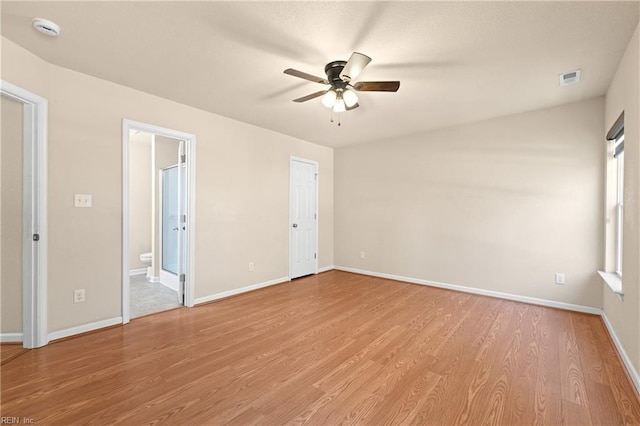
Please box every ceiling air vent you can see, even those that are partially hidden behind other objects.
[32,18,61,37]
[559,69,581,86]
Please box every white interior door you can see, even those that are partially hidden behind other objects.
[290,158,318,279]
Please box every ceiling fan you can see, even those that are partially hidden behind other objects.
[284,52,400,113]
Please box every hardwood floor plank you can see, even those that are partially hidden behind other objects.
[533,308,563,426]
[573,314,608,385]
[502,304,542,425]
[562,400,593,426]
[1,270,638,425]
[374,369,443,425]
[372,297,499,425]
[225,407,265,425]
[477,302,525,425]
[312,325,407,391]
[591,316,640,423]
[293,360,386,425]
[585,380,624,425]
[447,300,511,425]
[434,299,522,425]
[0,344,27,366]
[558,311,589,406]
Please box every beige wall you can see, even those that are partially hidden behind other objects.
[6,23,630,362]
[128,131,152,271]
[0,95,24,334]
[604,24,640,374]
[152,135,180,278]
[2,37,334,332]
[336,97,605,308]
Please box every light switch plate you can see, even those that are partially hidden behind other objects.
[74,194,92,208]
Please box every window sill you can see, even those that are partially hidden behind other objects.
[598,271,624,299]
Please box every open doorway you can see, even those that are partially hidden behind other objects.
[1,94,25,344]
[0,81,48,349]
[122,120,195,322]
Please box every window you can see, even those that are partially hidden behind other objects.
[599,113,624,296]
[598,112,624,298]
[613,132,624,275]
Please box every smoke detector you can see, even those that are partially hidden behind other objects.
[559,69,581,86]
[32,18,60,37]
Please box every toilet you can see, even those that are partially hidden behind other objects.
[139,252,152,278]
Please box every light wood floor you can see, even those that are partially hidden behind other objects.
[2,271,639,425]
[0,343,27,366]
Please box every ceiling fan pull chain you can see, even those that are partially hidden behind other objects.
[330,110,334,123]
[338,113,341,127]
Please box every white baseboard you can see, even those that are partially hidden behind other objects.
[129,268,147,276]
[194,276,289,305]
[601,312,640,395]
[158,270,179,292]
[158,280,178,292]
[48,317,122,342]
[334,266,601,315]
[149,276,160,283]
[318,265,335,273]
[0,333,23,343]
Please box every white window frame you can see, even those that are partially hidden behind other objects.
[598,114,624,297]
[614,134,624,276]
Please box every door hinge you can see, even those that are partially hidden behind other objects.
[315,173,318,180]
[314,253,317,259]
[182,214,187,223]
[314,213,317,220]
[33,233,40,242]
[180,154,186,164]
[180,274,186,283]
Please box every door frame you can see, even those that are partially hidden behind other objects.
[0,80,48,348]
[122,119,196,323]
[288,156,319,279]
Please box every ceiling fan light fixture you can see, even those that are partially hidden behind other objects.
[322,89,337,108]
[333,96,346,113]
[284,51,399,119]
[343,89,358,108]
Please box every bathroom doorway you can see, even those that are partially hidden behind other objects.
[122,120,195,322]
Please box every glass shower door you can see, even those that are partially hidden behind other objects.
[162,166,179,275]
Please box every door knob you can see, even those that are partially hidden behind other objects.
[172,227,179,231]
[292,223,298,228]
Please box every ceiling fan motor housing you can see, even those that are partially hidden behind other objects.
[325,60,348,89]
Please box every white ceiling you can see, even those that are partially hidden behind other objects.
[2,1,638,148]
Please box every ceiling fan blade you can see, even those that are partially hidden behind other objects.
[339,52,372,82]
[284,68,329,85]
[353,81,400,92]
[292,90,328,103]
[346,102,360,111]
